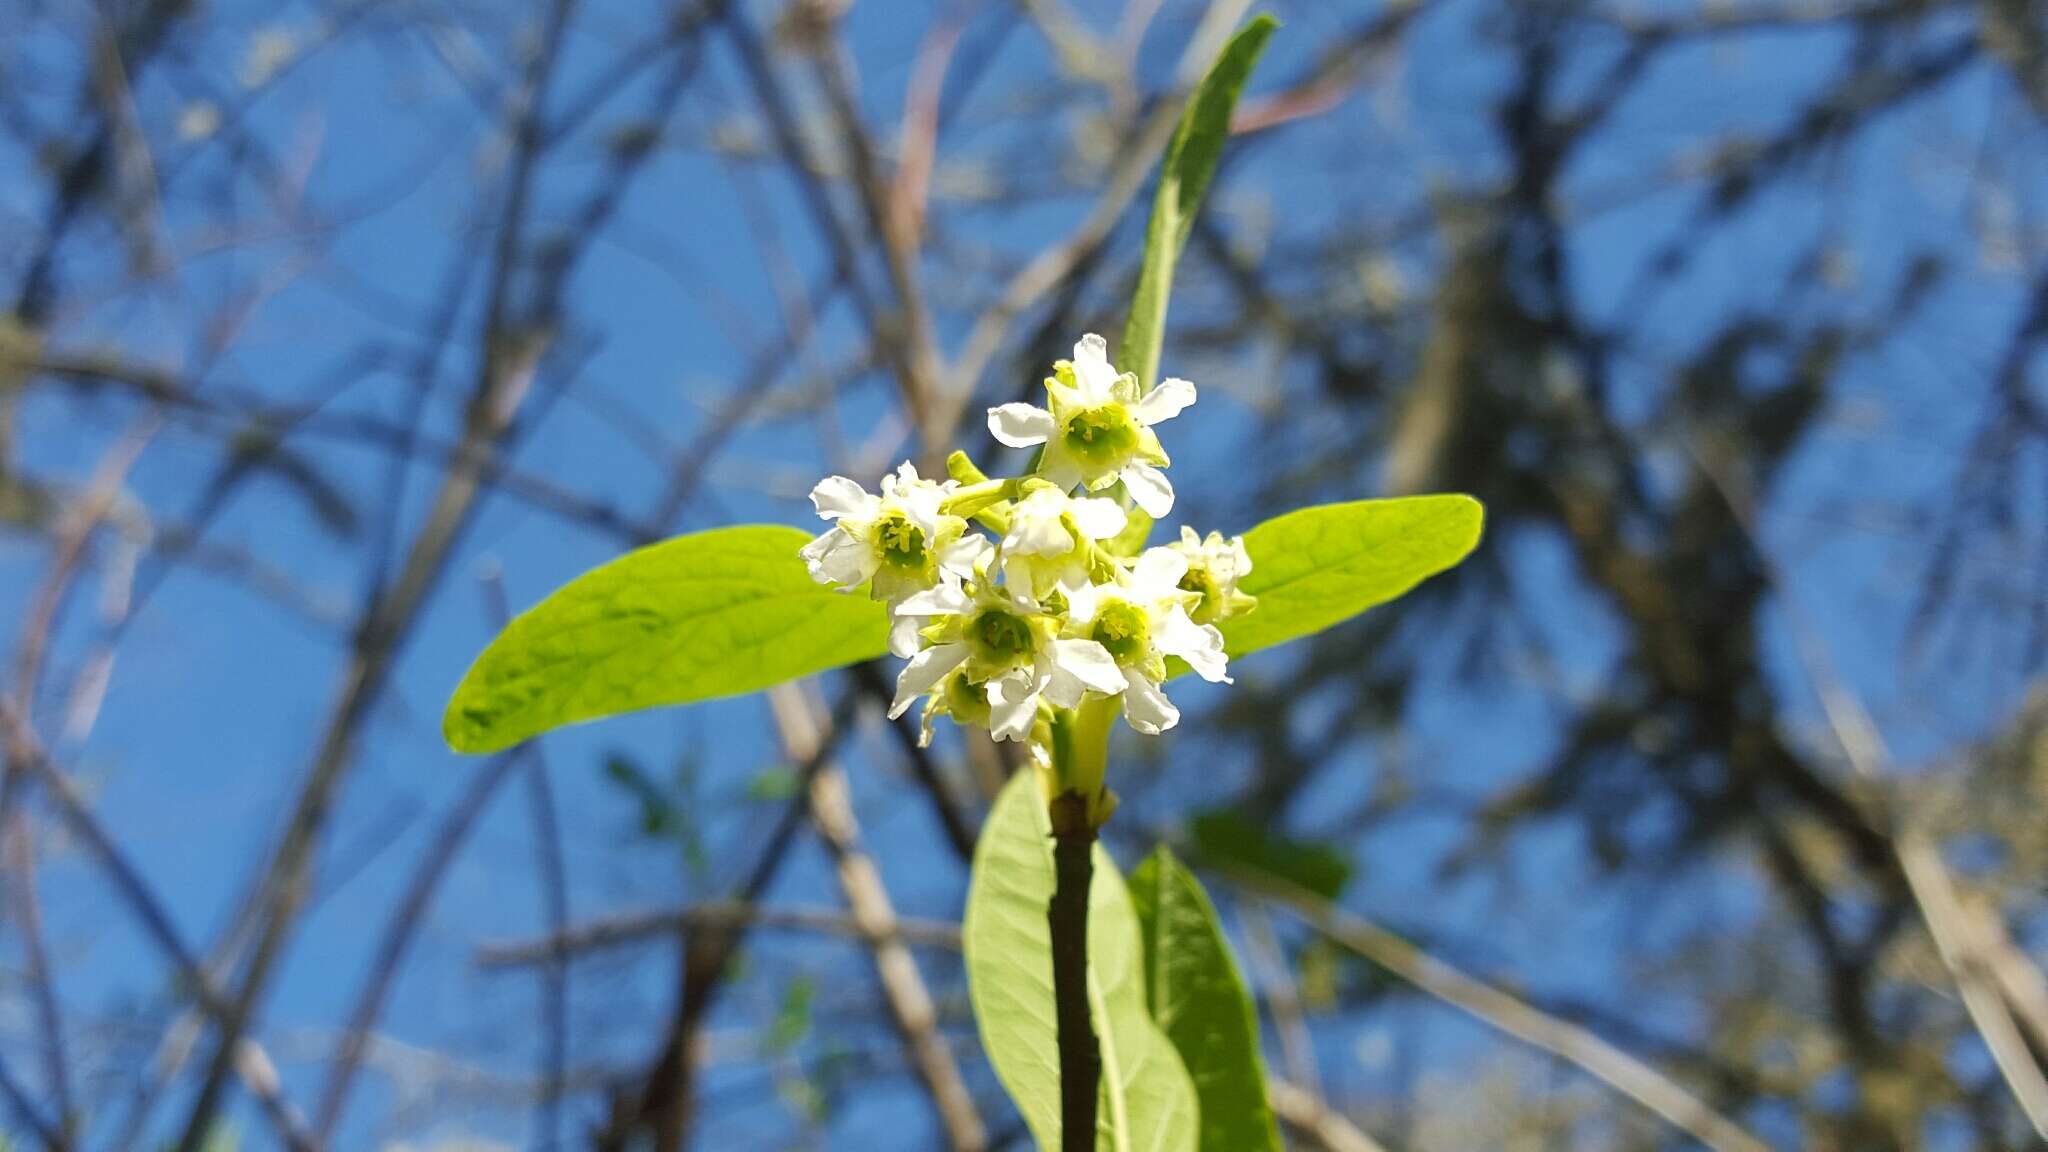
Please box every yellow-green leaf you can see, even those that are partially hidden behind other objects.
[1220,494,1484,660]
[443,525,888,753]
[1120,16,1279,394]
[1131,847,1282,1152]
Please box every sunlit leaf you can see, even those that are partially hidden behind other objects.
[444,525,889,753]
[1120,16,1279,394]
[1220,495,1483,661]
[1131,847,1282,1152]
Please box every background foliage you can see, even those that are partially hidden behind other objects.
[0,0,2042,1149]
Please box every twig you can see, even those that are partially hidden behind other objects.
[311,749,526,1139]
[4,812,73,1147]
[1232,867,1770,1152]
[0,1046,64,1151]
[11,416,158,720]
[168,3,585,1143]
[601,682,868,1151]
[768,683,987,1151]
[1242,901,1319,1094]
[476,901,964,969]
[523,732,571,1152]
[1267,1077,1391,1152]
[805,29,945,450]
[850,660,978,860]
[1684,437,2048,1139]
[887,17,962,257]
[0,700,315,1152]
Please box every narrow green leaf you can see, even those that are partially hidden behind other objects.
[1188,808,1352,901]
[1219,494,1484,661]
[1131,847,1282,1152]
[443,525,889,753]
[1120,16,1279,393]
[964,775,1200,1152]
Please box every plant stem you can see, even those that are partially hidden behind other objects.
[1047,790,1099,1152]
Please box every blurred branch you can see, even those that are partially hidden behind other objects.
[311,749,527,1140]
[475,899,965,969]
[1230,868,1771,1152]
[168,0,586,1142]
[1267,1076,1392,1152]
[769,683,986,1152]
[4,814,72,1149]
[0,701,315,1152]
[1687,436,2048,1139]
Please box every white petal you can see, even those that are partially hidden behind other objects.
[985,669,1044,741]
[1000,555,1036,598]
[898,486,945,534]
[890,644,968,719]
[1121,461,1174,517]
[988,403,1055,447]
[1062,575,1103,625]
[800,528,836,563]
[896,582,971,618]
[810,476,878,521]
[1177,525,1202,548]
[1071,334,1118,400]
[889,612,924,658]
[804,529,878,587]
[1122,673,1179,734]
[1129,546,1188,600]
[1043,639,1126,708]
[1154,606,1230,683]
[1036,451,1085,493]
[937,533,992,580]
[1068,497,1127,541]
[1231,536,1252,575]
[1133,377,1196,425]
[1003,495,1075,557]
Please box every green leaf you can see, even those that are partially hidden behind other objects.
[444,525,889,753]
[1130,847,1282,1152]
[770,974,816,1053]
[1120,16,1278,394]
[1220,494,1483,661]
[1188,808,1352,901]
[965,775,1199,1151]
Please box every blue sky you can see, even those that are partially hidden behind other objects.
[3,0,2041,1147]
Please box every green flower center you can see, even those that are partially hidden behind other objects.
[1178,565,1217,620]
[1091,601,1149,664]
[972,609,1036,662]
[875,513,928,569]
[944,671,991,725]
[1061,405,1139,466]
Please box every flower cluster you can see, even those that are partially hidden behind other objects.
[801,335,1255,760]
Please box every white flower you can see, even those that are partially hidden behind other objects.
[998,485,1127,599]
[986,334,1195,517]
[801,463,992,610]
[1167,526,1256,625]
[888,581,1126,742]
[1064,547,1230,735]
